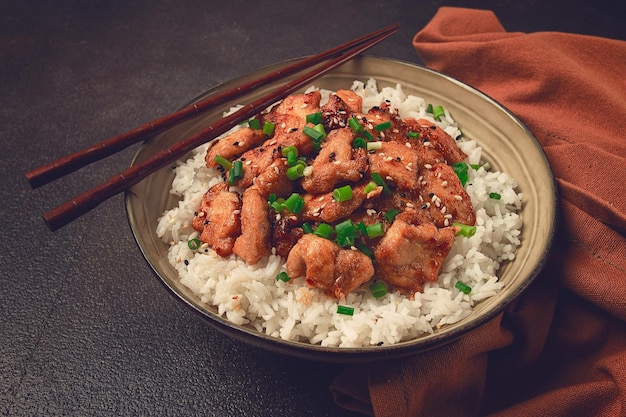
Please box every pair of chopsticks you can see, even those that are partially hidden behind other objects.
[26,23,400,232]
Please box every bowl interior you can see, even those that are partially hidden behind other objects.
[125,56,557,362]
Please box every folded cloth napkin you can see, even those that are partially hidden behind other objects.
[330,7,626,417]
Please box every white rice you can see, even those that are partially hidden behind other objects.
[156,78,523,348]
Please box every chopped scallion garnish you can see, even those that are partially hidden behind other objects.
[365,223,385,238]
[248,118,261,130]
[470,164,481,170]
[374,121,392,131]
[213,154,232,170]
[276,271,291,282]
[301,222,314,234]
[227,160,243,185]
[384,208,399,223]
[363,180,378,195]
[369,281,387,298]
[313,223,333,239]
[489,192,502,200]
[263,121,275,136]
[282,193,304,214]
[337,305,355,316]
[333,185,353,202]
[286,164,305,180]
[453,162,469,187]
[281,145,298,157]
[303,125,325,142]
[455,280,472,294]
[407,131,420,138]
[348,116,363,133]
[353,137,367,149]
[366,141,383,151]
[433,105,445,121]
[306,112,323,125]
[453,222,477,238]
[371,172,391,195]
[187,238,201,250]
[335,219,359,247]
[426,103,433,113]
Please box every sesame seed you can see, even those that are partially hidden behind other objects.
[405,142,412,148]
[454,195,463,201]
[424,164,432,169]
[441,180,448,187]
[444,219,450,226]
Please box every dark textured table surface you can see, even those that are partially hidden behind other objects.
[2,1,624,416]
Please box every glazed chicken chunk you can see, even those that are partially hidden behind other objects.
[374,220,458,293]
[286,234,374,300]
[191,182,242,256]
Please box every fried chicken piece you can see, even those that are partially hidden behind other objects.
[405,118,467,164]
[286,234,374,300]
[301,183,370,223]
[205,127,266,168]
[301,128,368,194]
[419,163,475,227]
[192,182,241,256]
[374,220,457,294]
[254,158,293,198]
[368,141,422,191]
[232,186,271,265]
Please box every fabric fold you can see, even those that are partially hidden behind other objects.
[331,7,626,417]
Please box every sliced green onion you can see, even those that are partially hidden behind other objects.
[369,281,387,298]
[248,118,261,130]
[335,219,359,247]
[301,222,314,234]
[426,103,433,113]
[263,121,275,136]
[433,105,445,121]
[283,193,304,214]
[455,280,472,294]
[407,131,420,138]
[268,193,277,203]
[374,121,392,132]
[364,180,378,195]
[356,242,374,259]
[348,116,363,133]
[356,221,368,237]
[286,164,305,180]
[353,137,367,149]
[303,125,326,142]
[363,130,373,141]
[453,162,469,187]
[333,185,353,202]
[337,305,355,316]
[470,164,481,170]
[187,238,201,250]
[281,145,297,157]
[453,222,477,238]
[371,172,391,195]
[313,223,333,239]
[276,271,291,282]
[366,223,385,238]
[366,141,383,151]
[489,192,502,200]
[213,154,232,170]
[227,160,244,185]
[384,208,399,223]
[270,200,283,213]
[306,112,323,125]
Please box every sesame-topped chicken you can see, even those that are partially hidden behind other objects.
[192,89,476,299]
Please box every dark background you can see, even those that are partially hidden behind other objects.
[1,1,624,416]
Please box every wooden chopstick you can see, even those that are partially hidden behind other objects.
[24,23,400,189]
[40,24,399,231]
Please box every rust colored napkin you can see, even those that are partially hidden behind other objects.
[331,7,626,417]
